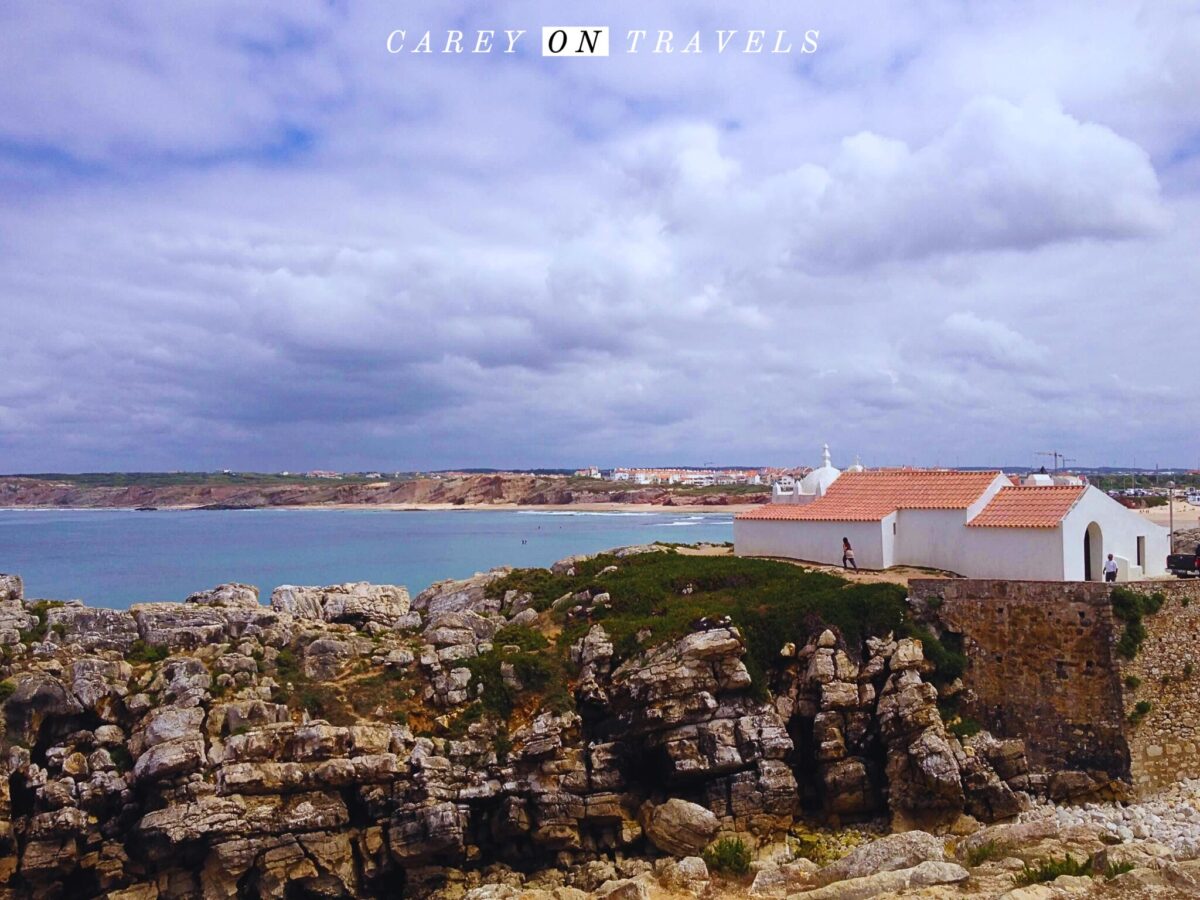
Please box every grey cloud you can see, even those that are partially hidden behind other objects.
[0,2,1197,472]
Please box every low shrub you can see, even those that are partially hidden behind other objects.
[703,837,752,875]
[18,600,65,644]
[0,679,15,704]
[1111,587,1164,660]
[274,648,301,681]
[948,716,982,739]
[1014,853,1092,886]
[965,839,1008,867]
[1104,859,1135,879]
[1123,674,1141,690]
[1128,699,1153,724]
[126,640,168,665]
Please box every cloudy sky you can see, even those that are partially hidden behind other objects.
[2,1,1199,473]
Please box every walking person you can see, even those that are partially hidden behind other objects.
[1104,553,1118,583]
[842,537,857,570]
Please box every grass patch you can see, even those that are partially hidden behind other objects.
[480,551,983,726]
[293,683,353,725]
[546,552,907,673]
[1015,853,1092,886]
[703,837,752,875]
[347,668,414,719]
[126,640,169,665]
[0,679,15,704]
[965,839,1009,867]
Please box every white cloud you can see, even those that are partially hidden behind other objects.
[0,2,1197,471]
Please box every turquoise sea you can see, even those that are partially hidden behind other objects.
[0,508,734,608]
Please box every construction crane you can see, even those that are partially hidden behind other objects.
[1036,451,1070,473]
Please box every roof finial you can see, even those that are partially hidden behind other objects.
[822,443,831,468]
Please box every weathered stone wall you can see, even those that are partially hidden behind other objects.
[1114,579,1200,793]
[911,578,1200,798]
[911,579,1127,781]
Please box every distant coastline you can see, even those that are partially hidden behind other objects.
[0,473,767,514]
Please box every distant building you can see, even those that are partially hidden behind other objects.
[610,467,763,486]
[736,445,1168,582]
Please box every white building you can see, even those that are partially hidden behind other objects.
[736,449,1169,582]
[771,444,848,504]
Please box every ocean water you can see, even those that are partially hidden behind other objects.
[0,508,734,609]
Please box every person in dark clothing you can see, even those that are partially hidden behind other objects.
[842,537,857,570]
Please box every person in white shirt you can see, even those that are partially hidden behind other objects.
[1104,554,1119,583]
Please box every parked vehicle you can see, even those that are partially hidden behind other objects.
[1168,544,1200,577]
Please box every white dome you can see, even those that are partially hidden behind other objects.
[800,443,841,496]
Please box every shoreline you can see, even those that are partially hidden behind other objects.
[0,501,758,514]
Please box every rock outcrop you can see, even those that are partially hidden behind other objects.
[0,559,1048,899]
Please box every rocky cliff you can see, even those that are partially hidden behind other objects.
[0,475,765,510]
[0,553,1094,899]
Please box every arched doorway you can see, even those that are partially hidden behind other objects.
[1084,522,1103,581]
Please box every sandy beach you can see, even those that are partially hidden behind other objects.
[1138,499,1200,529]
[309,501,757,514]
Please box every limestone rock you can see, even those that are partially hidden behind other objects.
[795,860,969,899]
[643,799,719,857]
[815,830,945,886]
[271,582,410,628]
[46,606,139,653]
[186,583,261,609]
[0,573,23,602]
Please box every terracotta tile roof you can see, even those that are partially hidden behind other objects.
[736,470,1003,522]
[966,485,1087,528]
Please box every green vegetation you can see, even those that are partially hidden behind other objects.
[18,600,65,644]
[1014,853,1092,886]
[0,679,15,704]
[965,839,1009,867]
[293,683,353,725]
[1128,699,1153,724]
[477,551,981,733]
[1123,674,1141,690]
[466,627,571,720]
[126,640,169,665]
[703,837,752,875]
[347,669,414,719]
[1111,587,1165,660]
[906,626,966,685]
[496,551,910,681]
[947,716,982,739]
[108,745,133,772]
[274,648,300,681]
[1104,860,1135,879]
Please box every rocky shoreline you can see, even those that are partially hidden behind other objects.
[0,552,1197,898]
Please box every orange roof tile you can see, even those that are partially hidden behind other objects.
[966,485,1086,528]
[736,470,1003,522]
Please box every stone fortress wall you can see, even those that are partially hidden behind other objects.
[910,577,1200,798]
